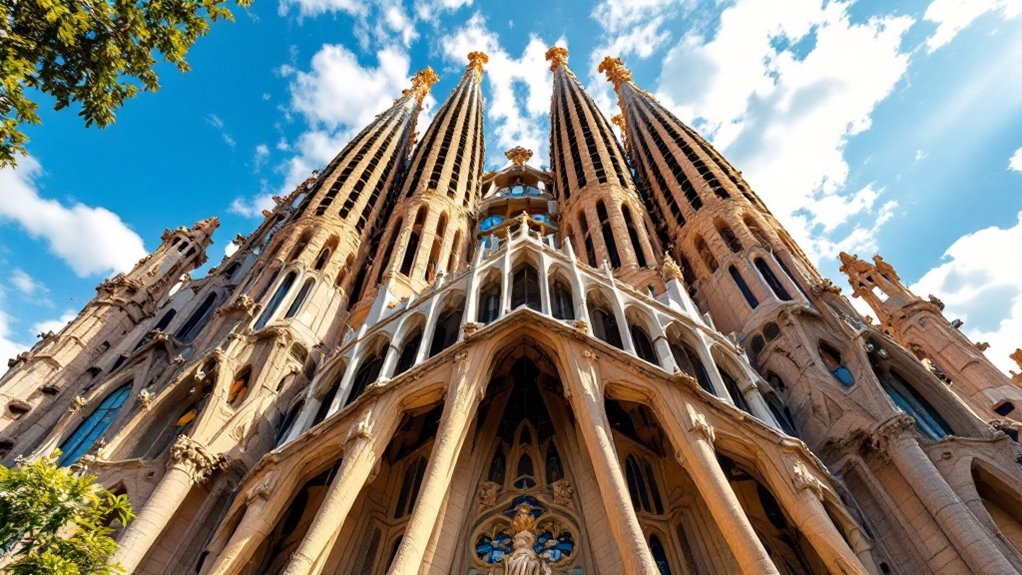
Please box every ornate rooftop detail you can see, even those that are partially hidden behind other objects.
[545,46,569,71]
[466,51,489,79]
[403,67,439,104]
[662,254,683,283]
[505,146,533,166]
[611,113,626,132]
[598,56,632,90]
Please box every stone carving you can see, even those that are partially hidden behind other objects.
[791,460,824,501]
[506,504,553,575]
[688,411,716,444]
[466,51,489,79]
[68,395,87,413]
[551,479,574,507]
[505,146,533,167]
[344,412,373,446]
[402,67,440,104]
[138,389,154,410]
[544,46,569,71]
[661,254,683,283]
[477,480,500,510]
[597,56,632,90]
[170,436,226,483]
[463,322,481,338]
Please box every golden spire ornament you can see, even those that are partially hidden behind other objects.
[466,51,489,79]
[403,67,439,104]
[505,146,533,167]
[545,46,569,71]
[598,55,632,91]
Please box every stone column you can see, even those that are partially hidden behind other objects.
[782,459,874,574]
[114,436,225,573]
[563,350,658,573]
[387,351,485,574]
[874,416,1016,574]
[281,413,389,575]
[657,394,779,574]
[204,494,274,575]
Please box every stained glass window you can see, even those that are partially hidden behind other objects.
[58,384,132,466]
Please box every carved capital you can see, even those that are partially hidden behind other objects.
[689,412,716,444]
[581,349,599,362]
[344,414,372,447]
[867,414,915,457]
[463,321,481,339]
[551,479,575,507]
[661,254,683,283]
[170,436,226,482]
[791,459,825,501]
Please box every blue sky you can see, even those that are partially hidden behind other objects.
[1,0,1020,371]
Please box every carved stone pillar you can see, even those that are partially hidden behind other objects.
[871,415,1017,574]
[204,493,274,575]
[282,412,388,575]
[562,349,658,574]
[656,394,779,574]
[114,436,225,573]
[388,351,486,574]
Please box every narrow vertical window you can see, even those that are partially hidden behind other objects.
[345,348,385,406]
[755,257,792,301]
[630,324,659,365]
[429,301,464,356]
[622,204,648,267]
[649,535,674,575]
[177,293,217,341]
[58,384,132,466]
[718,224,742,253]
[375,219,403,284]
[510,265,540,311]
[477,282,501,324]
[589,305,623,349]
[550,279,574,320]
[720,367,751,414]
[394,329,423,375]
[255,272,297,330]
[284,278,315,319]
[313,380,340,426]
[597,201,621,268]
[729,266,759,308]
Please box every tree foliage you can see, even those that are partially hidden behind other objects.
[0,453,134,574]
[0,0,251,165]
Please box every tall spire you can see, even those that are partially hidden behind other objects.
[359,53,487,308]
[545,46,661,286]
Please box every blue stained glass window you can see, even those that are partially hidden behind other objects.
[58,384,132,466]
[476,533,513,564]
[535,530,575,562]
[480,215,504,231]
[531,214,550,225]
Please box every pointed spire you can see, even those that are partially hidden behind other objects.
[467,51,489,80]
[597,56,632,91]
[545,46,569,71]
[402,67,439,105]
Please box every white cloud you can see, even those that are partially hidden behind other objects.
[592,0,685,34]
[655,0,913,262]
[912,211,1022,373]
[440,13,558,166]
[1010,146,1022,172]
[923,0,1022,53]
[205,114,237,149]
[0,157,147,277]
[10,269,44,296]
[254,144,270,171]
[277,0,364,18]
[30,310,76,336]
[0,288,28,366]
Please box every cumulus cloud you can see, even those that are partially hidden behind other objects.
[654,0,913,262]
[911,211,1022,373]
[254,144,270,171]
[923,0,1022,53]
[1010,146,1022,172]
[0,157,147,277]
[440,13,558,166]
[30,310,77,336]
[10,269,44,296]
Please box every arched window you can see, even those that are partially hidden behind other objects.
[589,305,623,349]
[255,272,297,330]
[750,334,765,356]
[313,239,335,271]
[622,204,647,267]
[755,257,792,301]
[284,278,315,319]
[630,324,659,365]
[312,380,340,426]
[819,341,854,387]
[596,201,621,268]
[58,384,132,466]
[763,322,781,341]
[765,393,798,437]
[394,457,427,518]
[477,280,501,324]
[729,266,759,308]
[154,309,176,332]
[275,400,304,446]
[717,223,742,253]
[227,368,251,407]
[424,214,448,282]
[447,231,463,275]
[670,341,714,394]
[514,453,536,489]
[429,300,465,357]
[744,215,772,246]
[375,219,403,284]
[882,369,953,440]
[394,328,423,376]
[510,264,540,311]
[400,208,427,276]
[694,236,717,272]
[345,347,386,406]
[550,278,574,320]
[346,267,368,310]
[720,367,751,414]
[177,293,217,342]
[579,213,597,267]
[649,535,674,575]
[286,231,312,262]
[624,455,663,514]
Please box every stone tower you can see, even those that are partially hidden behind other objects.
[0,46,1020,575]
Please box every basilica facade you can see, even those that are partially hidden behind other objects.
[2,47,1022,575]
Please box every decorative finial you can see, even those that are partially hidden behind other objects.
[505,146,533,166]
[545,46,569,71]
[1010,348,1022,370]
[598,56,632,90]
[466,51,489,79]
[611,114,626,132]
[404,67,439,104]
[510,504,538,532]
[662,254,683,283]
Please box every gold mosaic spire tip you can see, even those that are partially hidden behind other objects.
[404,67,440,104]
[467,51,489,78]
[545,46,569,71]
[505,146,533,167]
[598,56,632,90]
